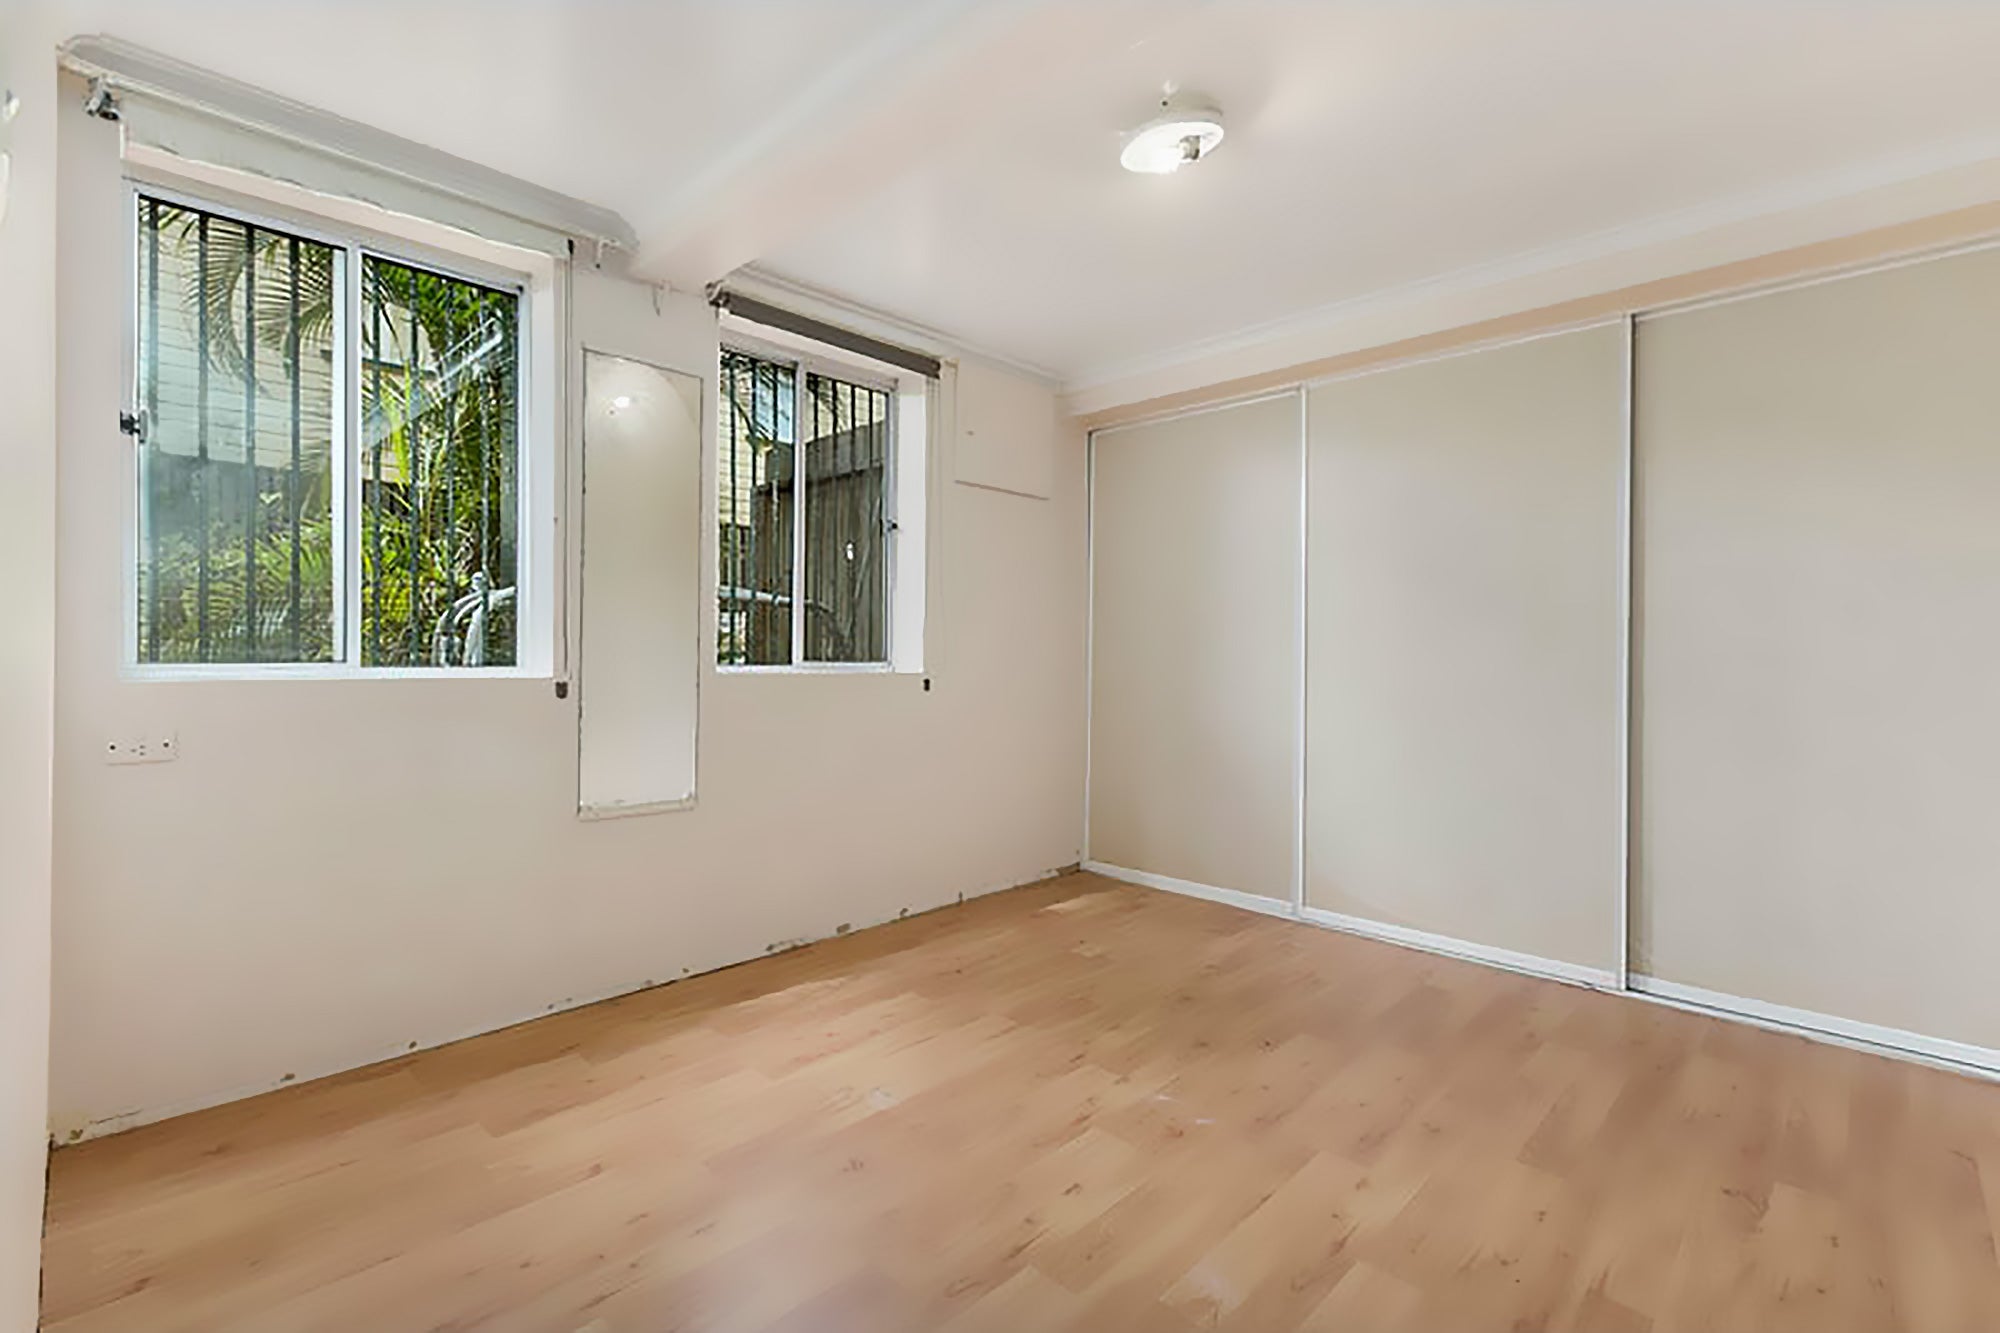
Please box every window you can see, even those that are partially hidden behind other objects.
[133,191,526,671]
[359,254,519,667]
[718,346,893,667]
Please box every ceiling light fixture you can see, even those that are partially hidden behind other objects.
[1120,95,1225,175]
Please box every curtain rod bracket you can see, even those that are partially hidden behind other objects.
[83,77,121,122]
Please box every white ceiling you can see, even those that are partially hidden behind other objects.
[49,0,923,222]
[47,1,2000,400]
[755,2,2000,388]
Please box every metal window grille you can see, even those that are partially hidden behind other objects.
[718,347,893,667]
[135,197,338,663]
[359,254,520,667]
[133,191,522,669]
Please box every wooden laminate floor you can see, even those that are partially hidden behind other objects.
[41,872,2000,1332]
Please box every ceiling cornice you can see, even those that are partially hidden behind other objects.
[1063,131,2000,418]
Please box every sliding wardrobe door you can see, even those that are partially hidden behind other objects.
[1635,247,2000,1054]
[1088,394,1302,903]
[1305,326,1626,974]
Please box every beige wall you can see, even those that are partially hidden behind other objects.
[1304,327,1627,974]
[50,97,1087,1139]
[1634,245,2000,1050]
[1087,394,1301,902]
[1,10,58,1327]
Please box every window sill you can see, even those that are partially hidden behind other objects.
[715,662,899,676]
[123,664,555,684]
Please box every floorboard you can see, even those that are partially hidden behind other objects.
[40,872,2000,1331]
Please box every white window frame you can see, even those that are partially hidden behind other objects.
[120,165,555,680]
[717,332,903,675]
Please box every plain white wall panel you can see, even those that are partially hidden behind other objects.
[956,361,1055,499]
[1088,394,1302,902]
[1634,246,2000,1051]
[50,94,1088,1140]
[1,15,59,1327]
[1304,326,1627,973]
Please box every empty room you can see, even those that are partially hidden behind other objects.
[8,2,2000,1329]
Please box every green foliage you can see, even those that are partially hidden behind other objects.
[359,257,518,667]
[169,209,337,380]
[145,504,338,663]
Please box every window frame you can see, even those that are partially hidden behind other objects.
[120,170,546,681]
[717,333,900,675]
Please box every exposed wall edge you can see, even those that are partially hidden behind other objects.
[1086,861,2000,1083]
[1082,859,1614,989]
[49,863,1079,1146]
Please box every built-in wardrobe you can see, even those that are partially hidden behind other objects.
[1086,241,2000,1070]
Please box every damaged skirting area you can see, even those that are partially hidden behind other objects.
[50,863,1081,1146]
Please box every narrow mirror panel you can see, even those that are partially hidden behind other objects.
[578,352,702,816]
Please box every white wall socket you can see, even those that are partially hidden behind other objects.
[104,733,178,766]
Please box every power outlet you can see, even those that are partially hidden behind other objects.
[104,733,178,766]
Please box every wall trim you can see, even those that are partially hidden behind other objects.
[1081,860,1294,921]
[1079,432,1096,864]
[1084,859,1614,989]
[1297,905,1617,991]
[1615,311,1636,991]
[1070,202,2000,429]
[1066,143,2000,416]
[1290,388,1308,917]
[1632,229,2000,324]
[1295,314,1626,396]
[1628,975,2000,1082]
[51,863,1078,1145]
[1086,385,1304,441]
[1086,862,2000,1083]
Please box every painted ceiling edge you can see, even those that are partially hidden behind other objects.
[1069,199,2000,432]
[56,33,638,253]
